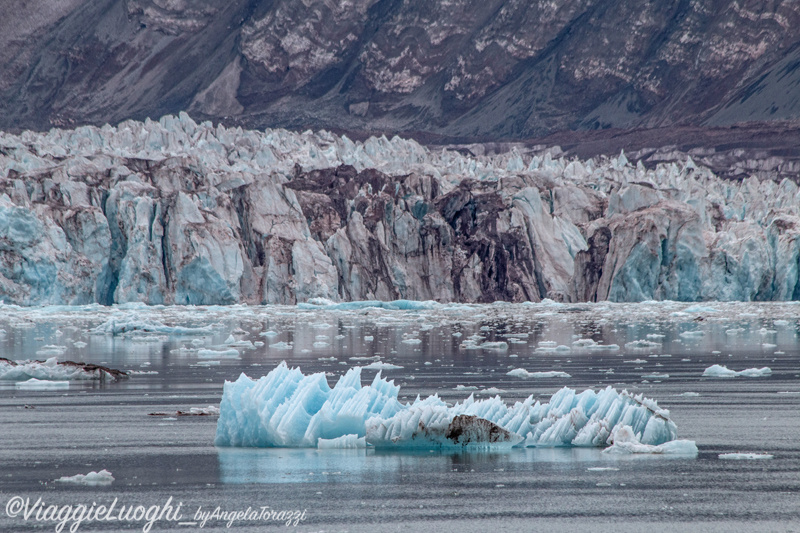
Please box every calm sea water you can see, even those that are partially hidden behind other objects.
[0,301,798,532]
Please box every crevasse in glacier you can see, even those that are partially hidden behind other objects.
[2,113,799,304]
[214,362,681,450]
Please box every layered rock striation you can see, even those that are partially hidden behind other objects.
[1,114,798,305]
[5,1,800,141]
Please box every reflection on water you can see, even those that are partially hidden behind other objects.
[216,445,694,484]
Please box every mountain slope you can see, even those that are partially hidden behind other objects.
[3,0,800,140]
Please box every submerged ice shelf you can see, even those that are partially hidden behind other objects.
[215,362,684,451]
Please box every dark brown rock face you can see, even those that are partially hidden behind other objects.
[285,165,547,303]
[4,1,800,142]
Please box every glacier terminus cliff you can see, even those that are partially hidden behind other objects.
[1,113,799,305]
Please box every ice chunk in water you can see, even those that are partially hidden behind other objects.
[719,453,773,460]
[703,365,772,378]
[603,426,697,455]
[507,368,571,379]
[215,363,683,450]
[57,470,114,485]
[15,378,69,389]
[0,357,126,381]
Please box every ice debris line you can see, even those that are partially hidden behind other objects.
[214,362,694,452]
[2,114,800,305]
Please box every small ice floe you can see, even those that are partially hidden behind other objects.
[573,339,619,351]
[317,434,366,449]
[573,338,597,347]
[641,373,669,380]
[16,378,69,389]
[197,348,240,359]
[0,357,127,381]
[259,331,279,337]
[480,341,508,351]
[506,368,571,379]
[127,370,159,375]
[587,467,619,472]
[73,341,88,348]
[223,336,254,348]
[603,426,697,455]
[679,392,700,397]
[679,330,704,339]
[703,365,772,378]
[718,453,773,460]
[270,341,292,350]
[35,345,67,356]
[149,406,220,417]
[362,362,403,371]
[625,340,662,350]
[588,344,619,352]
[455,385,478,391]
[482,387,506,394]
[56,470,114,486]
[683,305,718,314]
[92,317,213,336]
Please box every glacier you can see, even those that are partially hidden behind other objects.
[0,113,800,308]
[1,113,799,305]
[214,362,682,450]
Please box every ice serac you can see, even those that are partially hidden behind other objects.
[1,115,800,304]
[214,363,684,450]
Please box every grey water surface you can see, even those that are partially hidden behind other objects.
[0,302,798,532]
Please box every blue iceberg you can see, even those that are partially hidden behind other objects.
[215,363,683,450]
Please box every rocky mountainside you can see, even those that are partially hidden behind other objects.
[1,114,798,305]
[4,0,800,142]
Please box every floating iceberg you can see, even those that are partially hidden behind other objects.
[0,357,127,381]
[15,378,70,389]
[215,363,682,450]
[362,362,403,371]
[56,470,115,486]
[603,426,698,455]
[703,365,772,378]
[92,316,214,336]
[718,453,773,460]
[507,368,571,379]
